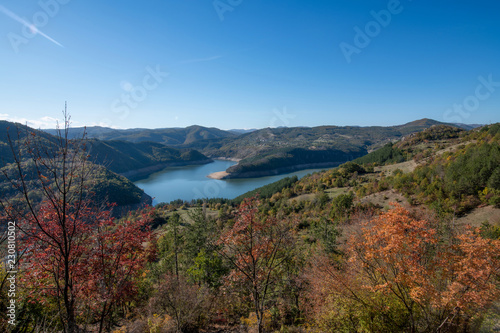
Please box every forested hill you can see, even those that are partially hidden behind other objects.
[42,118,474,179]
[1,120,57,165]
[1,121,209,215]
[0,122,151,215]
[231,122,500,217]
[2,120,212,180]
[224,147,366,178]
[44,124,237,145]
[209,119,470,178]
[87,139,211,180]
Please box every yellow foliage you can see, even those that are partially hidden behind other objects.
[241,311,273,332]
[147,314,174,333]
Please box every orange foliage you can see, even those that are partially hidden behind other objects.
[308,204,500,332]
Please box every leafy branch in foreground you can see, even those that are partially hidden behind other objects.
[0,107,154,333]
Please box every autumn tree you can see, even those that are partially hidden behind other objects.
[309,204,500,332]
[0,108,95,332]
[85,208,154,332]
[17,200,153,332]
[1,107,153,332]
[149,274,210,332]
[217,197,296,333]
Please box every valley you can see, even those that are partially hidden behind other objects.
[2,2,499,331]
[42,118,473,182]
[2,118,499,332]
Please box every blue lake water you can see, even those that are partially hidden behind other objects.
[134,160,329,204]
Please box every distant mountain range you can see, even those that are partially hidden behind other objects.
[1,120,212,214]
[43,125,237,146]
[208,118,473,178]
[39,118,479,179]
[1,118,487,207]
[43,118,475,151]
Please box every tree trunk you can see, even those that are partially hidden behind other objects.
[98,301,109,333]
[257,311,264,333]
[253,289,263,333]
[67,309,78,333]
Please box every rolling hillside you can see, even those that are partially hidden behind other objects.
[87,139,211,180]
[3,121,212,180]
[0,121,153,214]
[228,122,499,217]
[44,124,237,146]
[207,119,468,178]
[1,121,210,215]
[39,118,475,180]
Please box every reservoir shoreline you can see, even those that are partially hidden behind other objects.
[133,160,330,204]
[207,161,343,180]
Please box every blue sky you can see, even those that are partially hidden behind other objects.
[0,0,499,130]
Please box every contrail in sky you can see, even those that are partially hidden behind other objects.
[0,5,64,48]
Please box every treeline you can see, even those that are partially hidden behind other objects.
[227,147,366,177]
[352,142,406,165]
[232,175,299,203]
[390,139,500,214]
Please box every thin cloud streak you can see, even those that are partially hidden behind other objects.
[0,5,64,48]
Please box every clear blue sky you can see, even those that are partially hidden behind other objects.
[0,0,499,129]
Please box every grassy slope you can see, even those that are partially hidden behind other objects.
[232,123,500,225]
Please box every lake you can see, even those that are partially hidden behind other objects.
[134,160,329,204]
